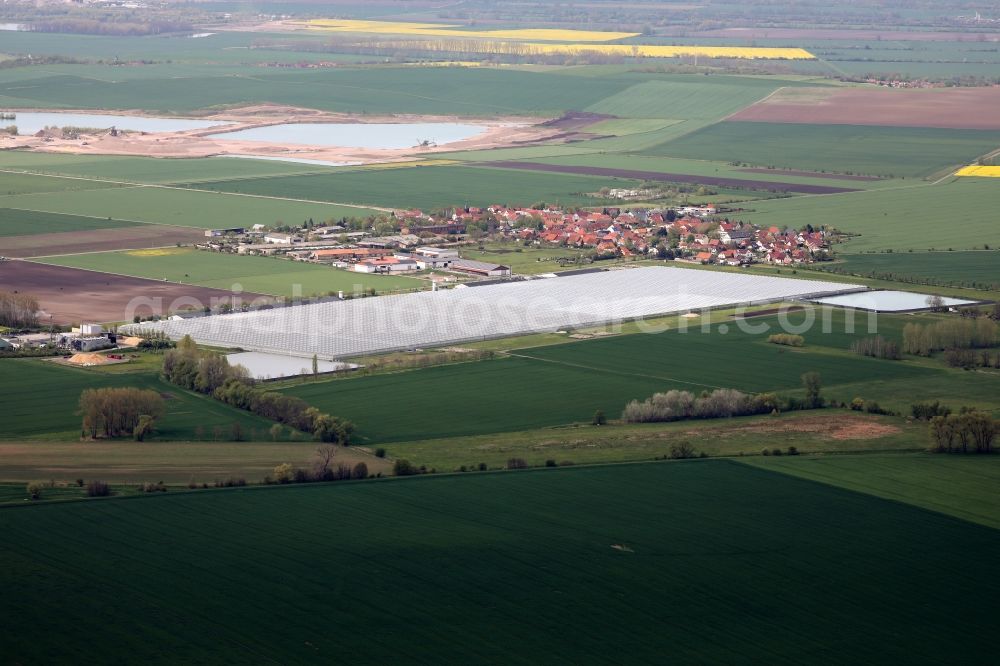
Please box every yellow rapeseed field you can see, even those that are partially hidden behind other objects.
[126,247,190,257]
[955,165,1000,178]
[297,19,639,42]
[354,38,814,60]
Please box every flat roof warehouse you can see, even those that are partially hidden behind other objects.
[123,267,866,360]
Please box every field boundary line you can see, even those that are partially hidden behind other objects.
[507,351,730,391]
[0,168,393,213]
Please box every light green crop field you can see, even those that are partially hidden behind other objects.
[188,164,636,209]
[0,64,632,115]
[461,244,599,274]
[820,251,1000,288]
[739,178,1000,253]
[646,121,1000,178]
[0,358,275,441]
[584,76,813,120]
[531,153,894,190]
[3,460,999,663]
[0,152,335,184]
[747,454,1000,529]
[0,171,122,195]
[0,207,139,237]
[37,248,423,297]
[377,411,925,471]
[0,185,381,229]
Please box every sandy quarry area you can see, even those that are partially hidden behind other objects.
[0,104,580,163]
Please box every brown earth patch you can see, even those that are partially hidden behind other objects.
[0,260,271,324]
[683,414,901,441]
[0,225,207,258]
[729,86,1000,130]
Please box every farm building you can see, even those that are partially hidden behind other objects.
[264,232,299,245]
[204,228,246,237]
[123,267,865,360]
[450,259,512,277]
[310,248,393,263]
[353,257,420,273]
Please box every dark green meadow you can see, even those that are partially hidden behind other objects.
[3,460,999,664]
[0,358,274,441]
[186,164,637,210]
[283,311,988,444]
[0,207,138,237]
[646,122,1000,178]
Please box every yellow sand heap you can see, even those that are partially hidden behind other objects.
[298,19,639,42]
[955,165,1000,178]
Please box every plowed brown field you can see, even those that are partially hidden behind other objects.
[0,261,270,324]
[729,87,1000,130]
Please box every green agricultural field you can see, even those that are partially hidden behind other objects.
[189,164,637,209]
[0,185,380,229]
[3,460,999,663]
[646,122,1000,178]
[584,76,809,120]
[821,251,1000,288]
[462,243,604,274]
[284,311,998,443]
[0,208,139,237]
[37,248,423,297]
[0,358,275,441]
[379,410,925,471]
[531,153,894,190]
[285,355,670,444]
[0,64,632,115]
[0,152,335,184]
[739,178,1000,253]
[747,454,1000,529]
[0,171,122,195]
[0,440,387,486]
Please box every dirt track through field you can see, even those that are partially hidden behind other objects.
[0,261,270,324]
[481,161,860,194]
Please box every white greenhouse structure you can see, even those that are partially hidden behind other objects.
[123,267,865,360]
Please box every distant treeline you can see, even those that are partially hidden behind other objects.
[0,291,39,328]
[26,19,192,36]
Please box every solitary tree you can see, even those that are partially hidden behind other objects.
[801,372,823,408]
[313,444,337,478]
[312,353,319,379]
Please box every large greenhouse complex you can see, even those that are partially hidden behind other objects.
[123,267,865,360]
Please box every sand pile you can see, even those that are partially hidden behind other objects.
[67,353,112,366]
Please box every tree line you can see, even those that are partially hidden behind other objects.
[162,336,353,444]
[621,374,823,424]
[929,411,997,455]
[79,387,164,440]
[902,319,998,356]
[0,291,39,328]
